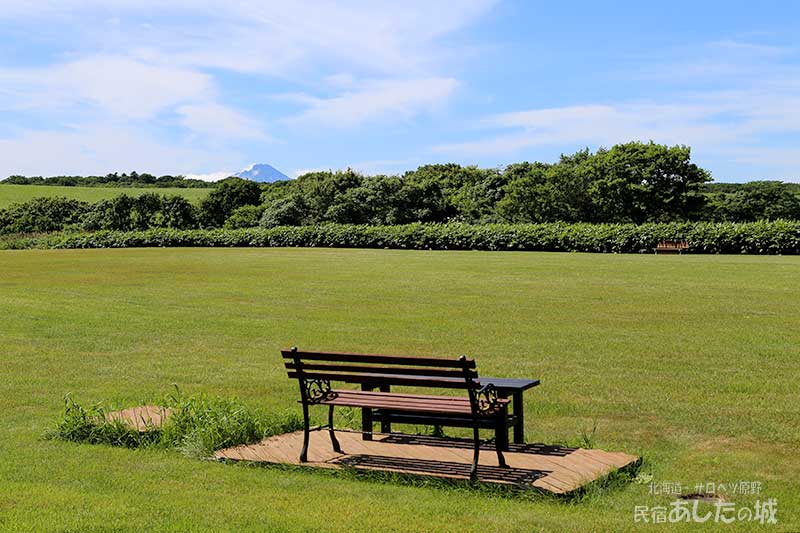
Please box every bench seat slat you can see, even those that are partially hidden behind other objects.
[318,389,509,415]
[332,390,471,406]
[286,371,476,389]
[349,390,475,401]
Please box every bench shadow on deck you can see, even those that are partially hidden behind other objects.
[214,429,639,494]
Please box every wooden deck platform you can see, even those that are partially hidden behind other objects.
[215,429,639,494]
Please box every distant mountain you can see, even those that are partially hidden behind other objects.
[235,163,290,183]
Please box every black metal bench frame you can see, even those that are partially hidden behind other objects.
[283,347,511,480]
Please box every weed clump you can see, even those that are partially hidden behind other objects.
[49,390,303,458]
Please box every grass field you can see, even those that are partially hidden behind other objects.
[1,248,798,531]
[0,184,212,207]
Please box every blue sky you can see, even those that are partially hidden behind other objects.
[1,1,799,182]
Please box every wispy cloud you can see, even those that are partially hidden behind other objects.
[434,100,732,156]
[284,78,459,127]
[177,103,270,141]
[291,159,414,178]
[707,39,789,56]
[435,86,800,152]
[0,123,246,177]
[0,1,496,77]
[0,1,492,176]
[636,39,798,82]
[0,56,213,119]
[434,39,800,180]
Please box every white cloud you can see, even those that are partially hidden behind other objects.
[0,56,212,119]
[0,53,270,176]
[0,1,497,77]
[292,167,331,178]
[707,39,788,56]
[286,77,459,127]
[0,123,245,177]
[291,159,414,178]
[434,83,800,163]
[350,159,414,176]
[636,39,798,84]
[185,171,234,182]
[177,103,270,141]
[0,1,492,176]
[0,54,269,144]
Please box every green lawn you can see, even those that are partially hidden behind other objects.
[1,248,797,531]
[0,184,212,207]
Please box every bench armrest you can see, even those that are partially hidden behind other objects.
[304,378,337,404]
[476,383,503,415]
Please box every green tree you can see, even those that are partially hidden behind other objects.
[586,142,710,223]
[294,170,363,223]
[402,164,500,221]
[159,196,198,228]
[714,181,800,221]
[496,159,595,223]
[260,194,309,228]
[199,178,262,227]
[130,193,163,230]
[324,175,404,224]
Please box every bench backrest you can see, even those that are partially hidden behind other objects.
[282,347,479,390]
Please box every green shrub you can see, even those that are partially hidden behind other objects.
[224,204,265,229]
[9,221,800,254]
[78,194,199,231]
[0,197,90,234]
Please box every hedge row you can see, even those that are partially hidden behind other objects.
[3,221,799,254]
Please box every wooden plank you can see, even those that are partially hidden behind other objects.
[281,349,476,369]
[325,398,472,411]
[287,372,474,389]
[334,390,472,402]
[285,362,476,379]
[105,405,173,432]
[320,393,508,414]
[324,399,473,415]
[214,430,639,495]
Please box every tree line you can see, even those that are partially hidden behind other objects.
[2,142,799,236]
[253,142,800,226]
[2,171,212,188]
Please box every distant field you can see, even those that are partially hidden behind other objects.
[0,249,797,530]
[0,184,213,207]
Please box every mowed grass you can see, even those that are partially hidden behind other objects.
[1,248,798,531]
[0,184,212,207]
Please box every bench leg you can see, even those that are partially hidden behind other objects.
[360,384,373,440]
[496,415,509,452]
[300,402,310,463]
[379,384,392,434]
[513,390,524,444]
[328,405,342,454]
[470,425,480,481]
[495,416,508,468]
[362,407,373,441]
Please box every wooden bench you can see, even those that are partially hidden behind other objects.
[655,240,689,254]
[283,347,512,480]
